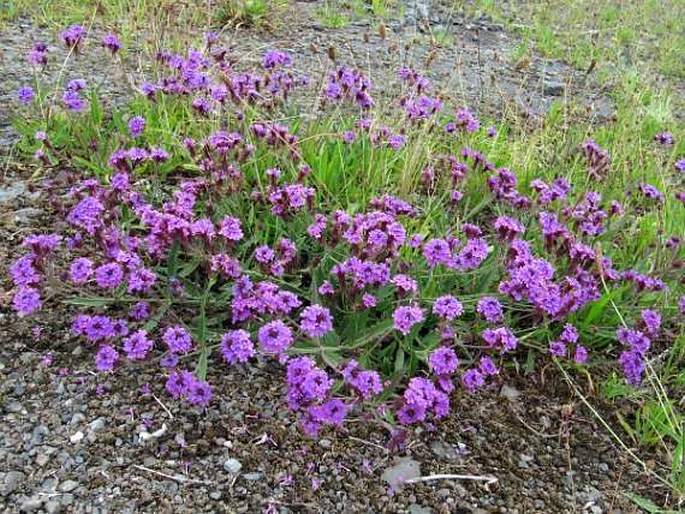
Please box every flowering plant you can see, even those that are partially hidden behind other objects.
[9,26,684,437]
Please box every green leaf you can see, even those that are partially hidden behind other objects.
[63,296,116,307]
[195,349,209,381]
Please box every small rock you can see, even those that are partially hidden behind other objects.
[0,183,27,204]
[209,492,221,500]
[13,208,45,226]
[20,496,43,512]
[70,413,86,425]
[88,418,106,432]
[45,500,61,514]
[409,504,432,514]
[5,401,23,413]
[543,81,565,96]
[223,459,242,474]
[319,439,332,449]
[500,385,520,401]
[242,472,263,481]
[59,480,79,493]
[2,471,25,496]
[381,458,421,488]
[69,431,84,444]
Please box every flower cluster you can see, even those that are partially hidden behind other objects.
[8,26,684,440]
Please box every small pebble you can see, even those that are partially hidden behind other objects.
[223,459,242,474]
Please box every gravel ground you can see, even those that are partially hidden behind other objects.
[0,2,665,512]
[0,0,614,147]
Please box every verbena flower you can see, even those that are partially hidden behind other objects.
[428,347,459,375]
[123,330,153,360]
[13,287,42,316]
[17,86,35,104]
[220,330,255,364]
[128,116,146,138]
[476,296,503,323]
[101,33,122,55]
[95,344,119,371]
[258,320,294,354]
[432,295,463,321]
[299,305,334,338]
[60,24,86,49]
[163,326,193,354]
[393,305,424,335]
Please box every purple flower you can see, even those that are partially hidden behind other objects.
[128,116,146,138]
[318,281,335,296]
[493,216,525,241]
[13,286,42,316]
[428,347,459,375]
[60,24,86,48]
[62,90,85,111]
[300,305,334,338]
[549,340,567,357]
[10,254,40,286]
[638,183,664,202]
[17,86,35,104]
[123,330,153,360]
[675,159,685,173]
[310,399,348,426]
[617,327,650,354]
[127,267,157,294]
[391,274,418,294]
[129,301,151,321]
[653,132,675,146]
[163,326,193,354]
[619,350,645,385]
[220,330,255,365]
[95,262,124,289]
[559,324,578,344]
[69,257,94,284]
[166,370,192,398]
[573,345,588,364]
[218,216,243,241]
[28,42,49,66]
[101,33,122,55]
[433,295,463,321]
[258,320,294,354]
[476,296,503,323]
[640,309,661,335]
[479,356,499,376]
[95,345,119,371]
[462,368,485,392]
[393,305,425,335]
[361,293,377,309]
[262,49,292,69]
[187,379,213,406]
[423,238,451,267]
[482,327,518,354]
[680,296,685,315]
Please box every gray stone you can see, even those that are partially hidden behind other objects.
[222,458,242,474]
[409,504,432,514]
[2,471,25,496]
[45,500,61,514]
[500,385,521,401]
[5,401,23,413]
[543,81,565,96]
[0,182,26,204]
[13,208,45,226]
[59,480,79,493]
[89,418,106,432]
[381,458,421,488]
[19,496,43,512]
[318,438,332,449]
[70,413,86,425]
[242,472,263,481]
